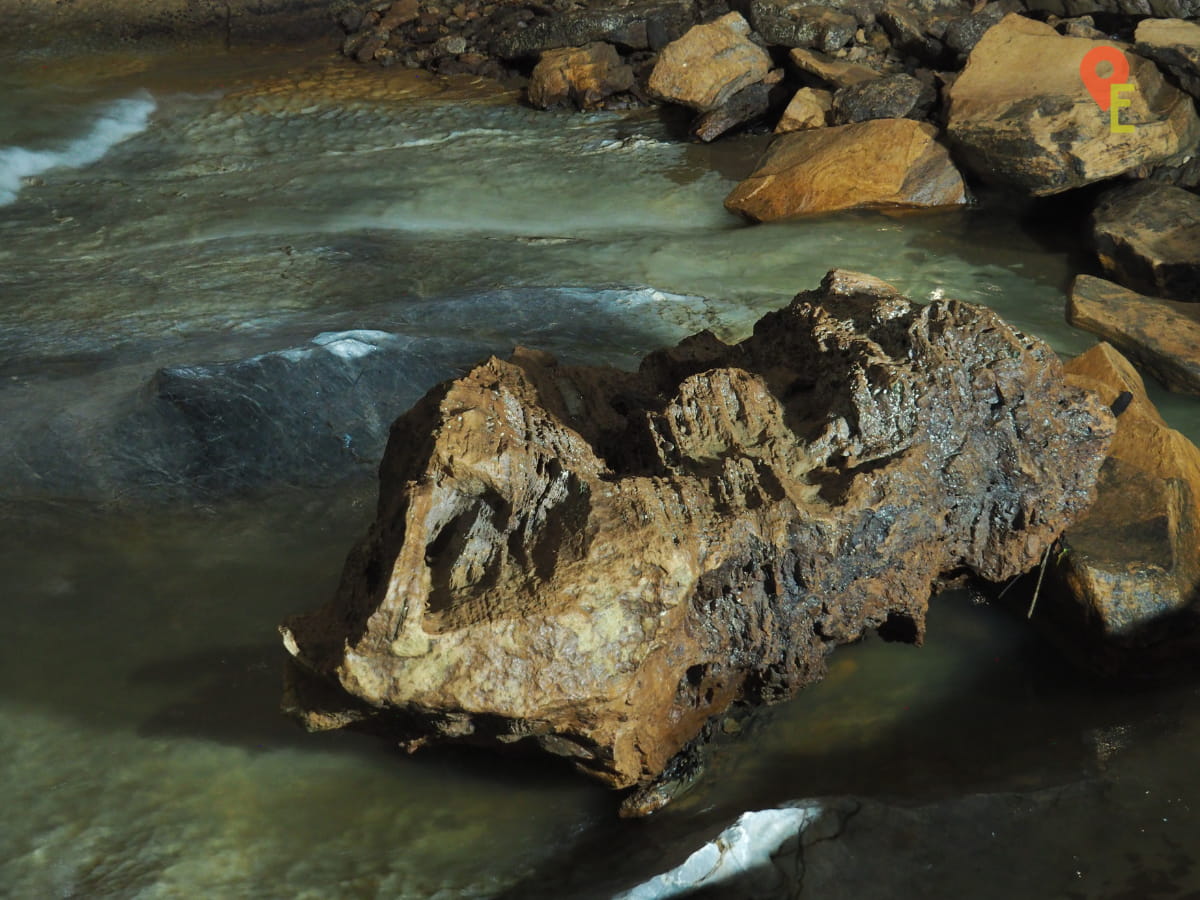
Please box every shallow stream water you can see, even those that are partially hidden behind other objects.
[1,39,1199,898]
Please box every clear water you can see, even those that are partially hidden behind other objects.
[1,40,1199,898]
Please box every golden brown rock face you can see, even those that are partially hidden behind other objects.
[1068,275,1200,396]
[1054,343,1200,664]
[646,12,772,112]
[527,42,634,110]
[280,270,1113,804]
[724,119,967,221]
[946,14,1200,195]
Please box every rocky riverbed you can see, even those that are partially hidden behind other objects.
[2,6,1200,897]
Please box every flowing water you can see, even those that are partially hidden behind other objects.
[1,39,1199,898]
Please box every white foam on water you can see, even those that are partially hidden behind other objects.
[0,92,156,206]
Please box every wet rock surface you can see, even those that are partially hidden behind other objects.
[945,14,1200,195]
[279,269,1114,806]
[1049,342,1200,670]
[1068,274,1200,395]
[724,118,967,220]
[646,11,773,111]
[1090,181,1200,303]
[527,41,635,109]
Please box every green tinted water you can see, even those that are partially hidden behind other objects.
[1,40,1198,898]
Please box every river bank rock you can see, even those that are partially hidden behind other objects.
[724,118,967,220]
[945,14,1200,195]
[788,46,882,88]
[775,86,833,131]
[830,72,935,123]
[743,0,858,52]
[1090,181,1200,302]
[1135,17,1200,99]
[1049,342,1200,668]
[279,269,1113,805]
[1067,275,1200,395]
[647,12,773,111]
[527,42,635,109]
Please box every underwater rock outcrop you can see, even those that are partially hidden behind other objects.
[279,270,1114,810]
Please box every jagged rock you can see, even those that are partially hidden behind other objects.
[489,0,697,59]
[528,42,635,110]
[775,86,833,131]
[1055,14,1107,40]
[1135,18,1200,98]
[724,118,967,220]
[788,46,881,88]
[942,0,1013,61]
[742,0,858,51]
[279,269,1114,804]
[945,14,1200,195]
[831,73,935,123]
[647,12,773,111]
[879,3,946,65]
[691,82,784,141]
[1050,343,1200,665]
[1068,275,1200,395]
[1022,0,1200,15]
[1090,181,1200,302]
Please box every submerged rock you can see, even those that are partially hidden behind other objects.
[647,12,773,112]
[1090,181,1200,303]
[724,118,967,220]
[1050,343,1200,668]
[279,270,1113,806]
[1068,275,1200,396]
[946,14,1200,195]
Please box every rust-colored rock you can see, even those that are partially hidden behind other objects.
[1068,274,1200,396]
[527,42,634,110]
[946,14,1200,195]
[280,270,1113,807]
[787,47,880,89]
[724,119,967,221]
[647,12,772,112]
[1051,343,1200,662]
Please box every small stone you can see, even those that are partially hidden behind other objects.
[774,86,832,133]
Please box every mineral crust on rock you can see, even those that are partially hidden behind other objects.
[280,270,1114,805]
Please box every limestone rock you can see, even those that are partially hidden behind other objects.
[1135,18,1200,98]
[724,118,967,221]
[743,0,858,51]
[788,46,880,89]
[528,42,635,110]
[945,14,1200,195]
[831,73,935,123]
[647,12,773,112]
[279,270,1113,802]
[1090,181,1200,302]
[775,86,833,132]
[1052,343,1200,660]
[1068,275,1200,395]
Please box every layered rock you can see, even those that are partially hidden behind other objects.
[1068,275,1200,395]
[788,46,881,88]
[1051,343,1200,665]
[946,14,1200,195]
[775,86,833,132]
[527,42,635,109]
[1135,17,1200,99]
[647,12,773,111]
[1090,181,1200,302]
[724,118,967,220]
[279,270,1114,806]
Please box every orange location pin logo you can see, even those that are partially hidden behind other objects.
[1079,46,1130,110]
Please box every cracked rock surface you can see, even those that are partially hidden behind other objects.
[279,269,1114,806]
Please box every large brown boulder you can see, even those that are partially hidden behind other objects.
[1090,181,1200,302]
[527,42,635,110]
[646,12,772,112]
[724,118,967,221]
[1135,18,1200,99]
[1068,274,1200,396]
[280,270,1113,808]
[946,14,1200,195]
[1052,343,1200,666]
